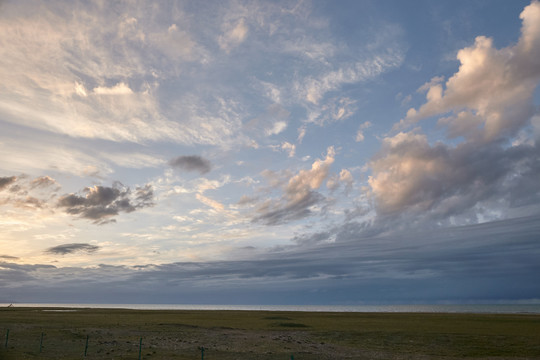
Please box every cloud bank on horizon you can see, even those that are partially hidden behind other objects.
[1,0,539,304]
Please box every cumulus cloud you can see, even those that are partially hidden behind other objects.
[45,243,100,255]
[254,147,335,225]
[327,169,354,193]
[169,155,212,174]
[366,2,540,227]
[367,131,540,224]
[399,1,540,143]
[57,183,154,224]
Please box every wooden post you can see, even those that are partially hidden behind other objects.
[200,346,205,360]
[4,329,9,349]
[84,335,89,356]
[138,337,143,360]
[39,332,44,353]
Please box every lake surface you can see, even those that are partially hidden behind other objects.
[3,303,540,313]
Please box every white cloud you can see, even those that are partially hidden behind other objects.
[104,153,165,169]
[281,142,296,157]
[286,146,335,202]
[301,56,402,105]
[0,1,216,145]
[0,136,112,177]
[93,83,134,95]
[355,121,372,142]
[266,121,287,136]
[253,147,335,225]
[399,1,540,143]
[219,18,249,52]
[339,169,354,191]
[196,193,225,212]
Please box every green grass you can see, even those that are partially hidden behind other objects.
[1,307,539,359]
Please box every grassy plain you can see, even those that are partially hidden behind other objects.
[1,307,540,359]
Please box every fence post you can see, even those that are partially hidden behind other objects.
[84,335,89,357]
[291,354,294,360]
[200,346,205,360]
[138,337,142,360]
[39,332,44,353]
[4,329,9,349]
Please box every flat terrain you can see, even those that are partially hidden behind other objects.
[1,307,540,359]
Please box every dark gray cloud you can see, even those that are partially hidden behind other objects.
[57,183,154,224]
[0,175,60,210]
[0,176,17,190]
[0,255,19,260]
[4,215,539,304]
[367,133,540,230]
[169,155,212,174]
[45,243,100,255]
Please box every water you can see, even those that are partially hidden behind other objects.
[2,303,540,314]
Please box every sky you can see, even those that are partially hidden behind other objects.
[1,0,540,305]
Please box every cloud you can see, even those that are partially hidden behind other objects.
[169,155,212,174]
[3,216,540,304]
[300,55,403,106]
[367,131,540,224]
[0,175,60,212]
[0,134,113,177]
[104,152,165,169]
[244,104,290,138]
[281,142,296,157]
[57,183,154,224]
[219,17,249,52]
[366,2,540,228]
[0,255,19,260]
[0,176,16,190]
[196,193,225,212]
[399,1,540,143]
[45,243,100,255]
[254,147,335,225]
[93,82,133,95]
[355,121,372,142]
[0,1,213,145]
[30,176,57,189]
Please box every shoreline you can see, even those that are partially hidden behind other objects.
[3,303,540,314]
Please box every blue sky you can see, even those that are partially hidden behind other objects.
[1,0,540,304]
